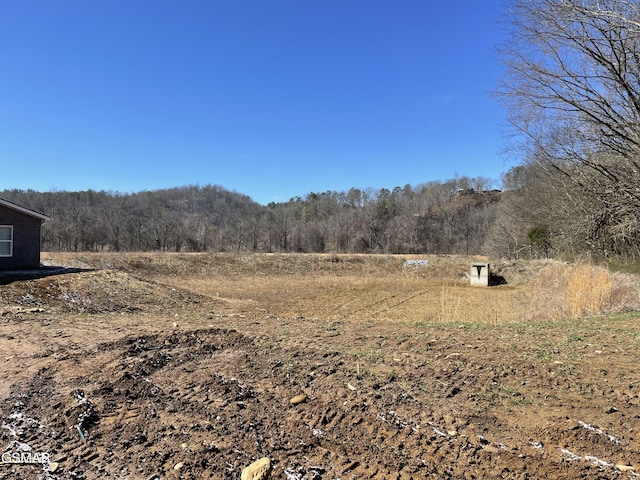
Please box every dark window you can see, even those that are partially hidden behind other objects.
[0,226,13,256]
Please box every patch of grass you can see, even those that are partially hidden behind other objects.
[355,363,371,379]
[356,349,380,361]
[486,384,531,407]
[533,341,559,360]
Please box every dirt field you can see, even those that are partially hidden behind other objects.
[1,253,639,479]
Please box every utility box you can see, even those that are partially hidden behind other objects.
[470,263,490,286]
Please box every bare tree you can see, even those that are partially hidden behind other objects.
[499,0,640,255]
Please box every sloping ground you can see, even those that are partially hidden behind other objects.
[0,254,638,479]
[0,269,229,316]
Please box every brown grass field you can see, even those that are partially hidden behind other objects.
[0,252,639,479]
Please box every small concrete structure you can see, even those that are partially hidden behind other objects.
[402,259,429,271]
[470,262,490,286]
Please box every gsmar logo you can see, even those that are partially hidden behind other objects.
[1,451,50,464]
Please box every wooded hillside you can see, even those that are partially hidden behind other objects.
[0,176,508,256]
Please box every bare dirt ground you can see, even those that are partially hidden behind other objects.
[0,253,639,479]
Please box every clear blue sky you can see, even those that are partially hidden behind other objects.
[1,1,510,205]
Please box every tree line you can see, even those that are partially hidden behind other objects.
[0,177,510,256]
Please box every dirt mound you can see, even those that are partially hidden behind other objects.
[0,269,227,316]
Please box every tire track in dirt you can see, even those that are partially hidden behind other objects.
[2,324,638,479]
[329,289,433,321]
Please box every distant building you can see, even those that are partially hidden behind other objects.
[0,198,51,270]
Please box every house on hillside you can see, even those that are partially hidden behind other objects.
[0,198,51,270]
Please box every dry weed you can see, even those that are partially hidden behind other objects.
[526,261,640,321]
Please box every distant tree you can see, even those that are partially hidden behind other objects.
[501,166,527,191]
[528,224,552,258]
[266,203,291,252]
[484,194,527,259]
[101,194,128,251]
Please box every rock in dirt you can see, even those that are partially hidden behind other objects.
[241,457,272,480]
[616,464,635,472]
[290,393,308,405]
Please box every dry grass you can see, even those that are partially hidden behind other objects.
[41,252,640,324]
[524,261,640,321]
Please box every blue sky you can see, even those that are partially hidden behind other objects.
[1,1,510,205]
